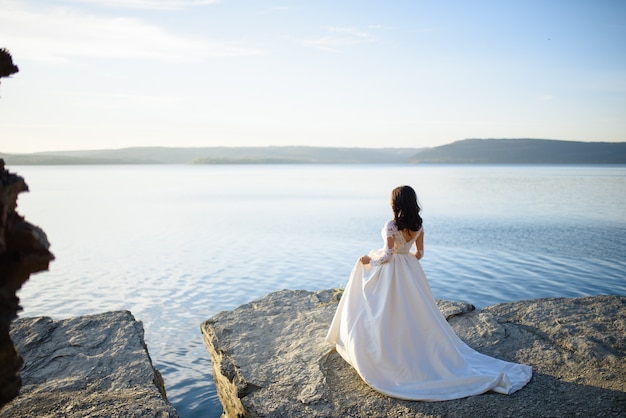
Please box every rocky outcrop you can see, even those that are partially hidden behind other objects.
[201,289,626,418]
[2,310,179,417]
[0,160,54,407]
[0,48,19,79]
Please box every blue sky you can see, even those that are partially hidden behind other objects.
[1,0,624,153]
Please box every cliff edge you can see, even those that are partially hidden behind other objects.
[2,310,179,417]
[201,289,625,417]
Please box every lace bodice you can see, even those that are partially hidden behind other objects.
[368,219,423,266]
[387,220,419,254]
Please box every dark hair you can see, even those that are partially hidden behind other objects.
[391,185,423,231]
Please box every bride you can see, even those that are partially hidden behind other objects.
[326,185,532,401]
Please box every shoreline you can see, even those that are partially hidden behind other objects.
[4,291,625,417]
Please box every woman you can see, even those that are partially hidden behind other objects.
[326,185,532,401]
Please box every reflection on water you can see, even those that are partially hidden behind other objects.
[14,164,626,418]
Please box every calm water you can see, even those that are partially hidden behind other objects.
[13,164,626,418]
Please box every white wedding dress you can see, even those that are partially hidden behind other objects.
[326,220,532,401]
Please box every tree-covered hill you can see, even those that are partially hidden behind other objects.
[2,139,625,165]
[409,138,626,164]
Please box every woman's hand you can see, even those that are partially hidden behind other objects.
[360,255,371,264]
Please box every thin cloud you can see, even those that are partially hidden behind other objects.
[327,26,371,39]
[407,27,435,34]
[66,0,221,11]
[0,3,262,63]
[301,26,376,52]
[258,6,292,15]
[368,24,396,31]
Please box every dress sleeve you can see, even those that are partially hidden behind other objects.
[383,219,396,238]
[368,220,396,266]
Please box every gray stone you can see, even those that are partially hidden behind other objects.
[2,310,178,417]
[201,289,626,418]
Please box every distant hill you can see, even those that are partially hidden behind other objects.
[0,146,420,165]
[409,139,626,164]
[2,140,625,165]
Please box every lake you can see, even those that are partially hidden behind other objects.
[12,164,626,418]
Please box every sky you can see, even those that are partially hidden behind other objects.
[0,0,625,153]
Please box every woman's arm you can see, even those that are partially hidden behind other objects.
[361,236,395,265]
[414,231,424,260]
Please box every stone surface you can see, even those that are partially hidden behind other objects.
[2,310,179,417]
[0,160,54,407]
[201,289,626,418]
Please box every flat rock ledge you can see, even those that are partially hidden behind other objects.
[201,289,626,418]
[2,310,179,418]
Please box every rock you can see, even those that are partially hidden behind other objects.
[0,160,54,407]
[2,310,179,417]
[0,48,19,79]
[201,289,626,418]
